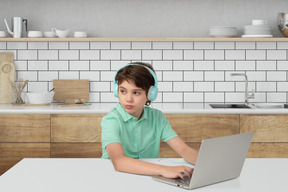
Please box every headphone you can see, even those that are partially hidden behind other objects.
[113,64,158,101]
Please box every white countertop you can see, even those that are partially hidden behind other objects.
[1,103,288,114]
[0,158,287,192]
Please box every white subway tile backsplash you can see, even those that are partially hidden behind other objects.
[80,71,100,81]
[101,50,121,60]
[132,42,151,49]
[246,50,266,60]
[91,61,110,70]
[173,61,193,70]
[173,42,193,49]
[158,82,172,92]
[236,61,256,70]
[153,61,173,70]
[205,93,224,103]
[0,42,6,49]
[18,50,37,60]
[256,61,276,70]
[7,42,27,49]
[277,82,288,91]
[80,50,100,60]
[267,92,286,102]
[215,42,234,49]
[18,71,37,81]
[28,61,48,70]
[256,42,276,49]
[70,42,89,49]
[28,42,48,49]
[27,82,48,92]
[38,50,58,60]
[267,50,286,60]
[194,61,214,70]
[204,50,224,60]
[194,82,214,91]
[153,42,172,49]
[49,61,69,70]
[173,82,193,91]
[215,61,234,70]
[184,71,203,81]
[163,71,182,81]
[49,42,69,49]
[267,71,286,81]
[59,50,79,60]
[90,42,110,49]
[194,42,213,49]
[215,82,234,91]
[38,71,58,81]
[121,50,141,60]
[14,61,27,70]
[236,42,255,49]
[204,71,224,81]
[184,92,203,102]
[90,82,111,91]
[3,39,288,104]
[163,50,183,60]
[225,50,245,60]
[59,71,79,79]
[111,42,131,49]
[257,82,277,92]
[70,61,89,70]
[163,92,183,102]
[142,50,162,60]
[184,50,203,60]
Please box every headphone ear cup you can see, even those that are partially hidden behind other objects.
[113,82,119,98]
[148,86,158,101]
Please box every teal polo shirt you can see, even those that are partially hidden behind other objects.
[101,103,178,159]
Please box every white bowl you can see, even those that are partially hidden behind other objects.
[43,31,56,38]
[26,92,54,104]
[209,26,238,37]
[28,31,43,38]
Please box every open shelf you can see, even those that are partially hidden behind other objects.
[0,37,288,41]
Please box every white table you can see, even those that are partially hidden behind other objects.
[0,158,287,192]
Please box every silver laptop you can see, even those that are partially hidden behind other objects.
[153,132,254,190]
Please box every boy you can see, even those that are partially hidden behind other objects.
[101,62,198,180]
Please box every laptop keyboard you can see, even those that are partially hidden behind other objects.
[173,175,190,186]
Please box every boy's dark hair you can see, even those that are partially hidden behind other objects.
[115,62,156,106]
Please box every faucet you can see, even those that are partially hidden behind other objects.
[231,73,254,105]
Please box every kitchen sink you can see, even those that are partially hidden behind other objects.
[210,104,251,109]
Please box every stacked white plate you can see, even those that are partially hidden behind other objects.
[209,26,238,37]
[242,24,273,37]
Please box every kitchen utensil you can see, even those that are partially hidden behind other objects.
[43,31,56,38]
[53,79,89,102]
[4,17,28,38]
[28,31,43,38]
[278,13,288,37]
[52,28,70,38]
[74,31,87,38]
[0,52,15,103]
[0,31,6,37]
[209,26,238,37]
[26,92,54,104]
[10,78,28,104]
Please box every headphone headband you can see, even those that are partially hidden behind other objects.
[113,64,158,101]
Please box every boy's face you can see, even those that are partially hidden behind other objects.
[118,80,148,119]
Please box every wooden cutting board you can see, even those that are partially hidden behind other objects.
[0,52,15,103]
[53,79,89,102]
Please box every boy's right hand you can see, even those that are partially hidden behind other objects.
[160,165,194,180]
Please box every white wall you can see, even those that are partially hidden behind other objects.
[0,0,287,37]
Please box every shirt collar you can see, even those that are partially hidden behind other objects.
[116,102,148,122]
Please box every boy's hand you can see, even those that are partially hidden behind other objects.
[160,165,194,180]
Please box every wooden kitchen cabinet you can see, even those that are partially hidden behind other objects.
[50,114,104,158]
[240,115,288,158]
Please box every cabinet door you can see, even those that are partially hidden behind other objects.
[0,114,50,142]
[51,114,103,142]
[0,143,50,175]
[164,114,239,142]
